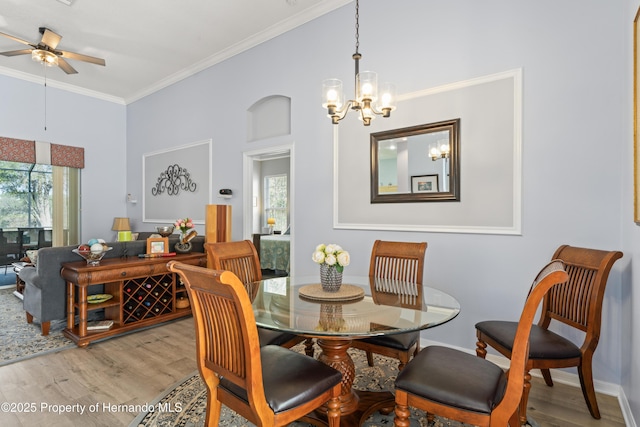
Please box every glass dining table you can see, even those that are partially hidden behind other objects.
[248,275,461,427]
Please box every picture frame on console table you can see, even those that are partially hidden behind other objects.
[146,237,169,254]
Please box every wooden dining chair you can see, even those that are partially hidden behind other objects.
[204,240,313,354]
[476,245,623,424]
[167,261,342,427]
[394,260,569,427]
[351,240,427,370]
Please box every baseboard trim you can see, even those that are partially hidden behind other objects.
[420,338,635,427]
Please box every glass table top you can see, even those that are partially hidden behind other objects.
[250,275,460,338]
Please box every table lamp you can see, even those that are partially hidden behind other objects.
[267,217,276,234]
[112,217,132,241]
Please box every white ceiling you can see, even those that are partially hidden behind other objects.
[0,0,351,104]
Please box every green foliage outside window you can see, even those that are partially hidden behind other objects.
[0,161,53,228]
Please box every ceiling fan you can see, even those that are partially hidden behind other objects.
[0,27,105,74]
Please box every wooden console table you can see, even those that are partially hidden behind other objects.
[61,253,206,347]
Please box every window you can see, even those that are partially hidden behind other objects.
[263,174,287,231]
[0,162,52,227]
[0,160,80,247]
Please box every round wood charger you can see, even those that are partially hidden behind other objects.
[298,284,365,301]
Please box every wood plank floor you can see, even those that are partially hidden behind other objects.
[0,318,626,426]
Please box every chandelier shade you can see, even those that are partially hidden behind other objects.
[322,79,344,111]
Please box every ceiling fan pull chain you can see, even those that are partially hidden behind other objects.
[43,66,47,131]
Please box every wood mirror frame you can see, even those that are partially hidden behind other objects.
[370,119,460,203]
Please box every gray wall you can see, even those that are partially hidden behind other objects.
[0,75,127,241]
[125,1,634,419]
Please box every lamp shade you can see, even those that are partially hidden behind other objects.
[322,79,344,109]
[112,217,131,231]
[356,71,378,102]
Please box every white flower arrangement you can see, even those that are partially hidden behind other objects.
[312,243,351,273]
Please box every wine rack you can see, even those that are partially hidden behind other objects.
[61,253,206,347]
[123,274,174,323]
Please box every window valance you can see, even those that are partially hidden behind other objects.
[0,137,84,169]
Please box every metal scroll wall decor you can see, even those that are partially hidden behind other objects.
[151,164,198,196]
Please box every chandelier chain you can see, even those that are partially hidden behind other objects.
[354,0,359,54]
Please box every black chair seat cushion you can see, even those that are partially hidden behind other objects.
[258,328,298,347]
[476,321,581,360]
[359,331,419,350]
[395,346,507,415]
[219,345,342,414]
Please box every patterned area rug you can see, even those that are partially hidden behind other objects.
[130,345,473,427]
[0,288,75,366]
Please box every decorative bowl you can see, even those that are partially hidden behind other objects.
[156,226,175,237]
[176,297,190,309]
[72,247,112,266]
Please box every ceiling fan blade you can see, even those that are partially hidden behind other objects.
[59,50,105,66]
[40,28,62,50]
[0,49,33,57]
[57,57,78,74]
[0,31,34,47]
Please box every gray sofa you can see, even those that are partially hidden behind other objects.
[19,234,205,335]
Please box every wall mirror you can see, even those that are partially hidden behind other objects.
[370,118,460,203]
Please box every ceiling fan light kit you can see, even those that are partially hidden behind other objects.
[32,49,58,67]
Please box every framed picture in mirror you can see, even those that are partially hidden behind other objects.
[412,175,439,193]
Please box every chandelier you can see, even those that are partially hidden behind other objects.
[321,0,396,126]
[429,140,451,161]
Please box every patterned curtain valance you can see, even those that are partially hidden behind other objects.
[0,137,84,169]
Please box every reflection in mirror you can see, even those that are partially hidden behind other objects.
[371,119,460,203]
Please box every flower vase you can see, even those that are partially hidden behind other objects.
[174,232,192,254]
[320,263,343,292]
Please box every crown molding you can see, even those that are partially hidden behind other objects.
[124,0,351,104]
[0,65,126,105]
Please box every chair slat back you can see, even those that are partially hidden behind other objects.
[541,245,623,336]
[368,240,427,309]
[199,284,247,381]
[369,240,427,285]
[167,262,263,393]
[545,264,597,330]
[205,240,263,285]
